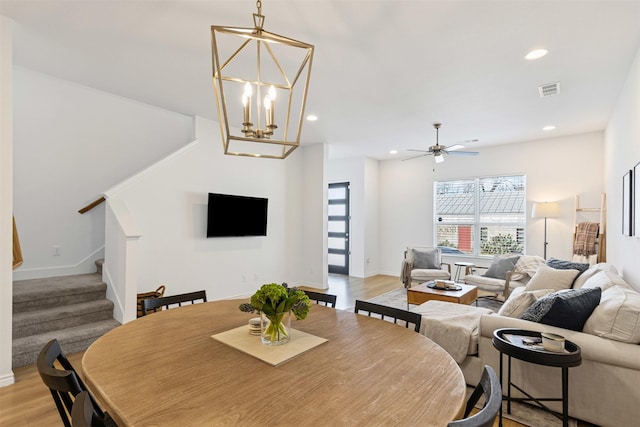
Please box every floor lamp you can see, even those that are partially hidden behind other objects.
[531,202,560,259]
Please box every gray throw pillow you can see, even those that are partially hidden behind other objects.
[484,255,520,280]
[412,248,440,269]
[521,287,602,331]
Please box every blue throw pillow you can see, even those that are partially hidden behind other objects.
[521,287,602,331]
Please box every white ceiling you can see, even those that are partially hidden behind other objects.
[2,0,639,160]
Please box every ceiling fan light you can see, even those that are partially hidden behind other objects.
[434,154,445,164]
[525,48,548,60]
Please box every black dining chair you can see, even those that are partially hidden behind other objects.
[303,290,337,308]
[140,290,208,316]
[37,339,106,427]
[71,390,118,427]
[448,365,502,427]
[354,300,422,332]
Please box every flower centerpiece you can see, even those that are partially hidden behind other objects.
[239,283,311,345]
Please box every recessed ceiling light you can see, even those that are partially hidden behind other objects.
[389,150,398,155]
[306,115,318,121]
[525,49,548,60]
[542,125,556,131]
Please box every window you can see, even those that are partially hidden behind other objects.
[434,175,526,256]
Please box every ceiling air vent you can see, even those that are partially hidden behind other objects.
[539,82,560,98]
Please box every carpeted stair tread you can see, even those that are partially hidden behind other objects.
[12,319,120,368]
[13,273,106,313]
[12,272,118,368]
[13,299,115,339]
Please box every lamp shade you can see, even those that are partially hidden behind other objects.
[531,202,560,219]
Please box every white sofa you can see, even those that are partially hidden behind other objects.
[458,263,640,427]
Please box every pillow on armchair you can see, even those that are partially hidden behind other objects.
[412,248,441,269]
[483,255,520,280]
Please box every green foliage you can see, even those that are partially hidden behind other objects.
[241,282,311,320]
[480,234,523,255]
[438,240,457,249]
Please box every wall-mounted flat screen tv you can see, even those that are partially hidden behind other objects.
[207,193,268,237]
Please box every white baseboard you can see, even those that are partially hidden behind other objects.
[0,372,15,387]
[12,247,105,281]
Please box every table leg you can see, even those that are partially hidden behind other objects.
[499,352,504,427]
[507,355,512,414]
[562,367,569,427]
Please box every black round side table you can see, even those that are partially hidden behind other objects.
[492,328,581,427]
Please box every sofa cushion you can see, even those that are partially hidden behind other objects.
[498,288,555,318]
[581,270,633,292]
[521,287,602,331]
[546,258,590,287]
[484,255,520,280]
[583,285,640,343]
[523,264,580,292]
[412,248,440,269]
[573,263,618,289]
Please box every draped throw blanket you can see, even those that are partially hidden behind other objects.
[13,216,23,270]
[573,222,599,256]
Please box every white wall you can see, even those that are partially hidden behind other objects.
[605,46,640,291]
[107,117,319,300]
[0,15,15,386]
[364,158,379,277]
[300,143,329,288]
[378,132,604,275]
[12,68,193,280]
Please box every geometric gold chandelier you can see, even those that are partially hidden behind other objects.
[211,0,314,159]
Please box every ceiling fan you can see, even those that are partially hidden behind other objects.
[404,123,479,163]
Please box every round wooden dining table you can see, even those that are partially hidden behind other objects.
[82,299,466,426]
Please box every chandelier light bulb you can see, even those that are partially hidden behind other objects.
[242,82,253,125]
[243,82,253,97]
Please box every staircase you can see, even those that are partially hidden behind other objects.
[12,266,120,368]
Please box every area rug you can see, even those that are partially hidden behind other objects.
[466,386,582,426]
[368,288,503,312]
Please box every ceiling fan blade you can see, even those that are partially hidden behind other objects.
[445,144,465,151]
[406,149,430,153]
[401,153,429,161]
[447,150,479,156]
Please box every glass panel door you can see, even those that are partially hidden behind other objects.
[328,182,350,275]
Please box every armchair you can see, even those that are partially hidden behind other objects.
[401,247,451,288]
[463,254,544,300]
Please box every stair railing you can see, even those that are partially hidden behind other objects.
[78,196,106,214]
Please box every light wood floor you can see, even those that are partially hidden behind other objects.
[0,274,526,427]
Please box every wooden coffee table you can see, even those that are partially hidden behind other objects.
[407,282,478,305]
